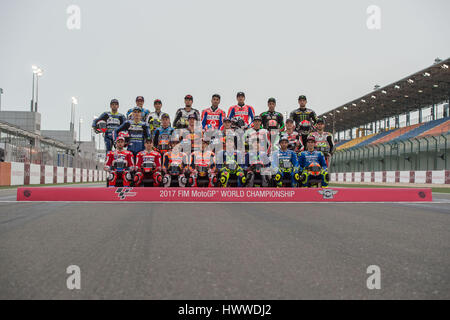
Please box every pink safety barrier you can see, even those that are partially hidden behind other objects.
[17,187,432,202]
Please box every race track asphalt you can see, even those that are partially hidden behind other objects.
[0,184,449,299]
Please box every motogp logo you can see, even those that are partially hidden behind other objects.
[115,187,137,200]
[318,189,338,200]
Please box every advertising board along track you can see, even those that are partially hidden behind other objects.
[16,187,432,202]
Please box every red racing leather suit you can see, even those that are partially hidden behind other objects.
[134,150,162,186]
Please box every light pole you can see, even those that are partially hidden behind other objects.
[0,88,3,111]
[31,65,42,112]
[70,97,78,135]
[79,118,83,142]
[35,69,43,112]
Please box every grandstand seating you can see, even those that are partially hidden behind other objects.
[417,118,450,138]
[390,117,448,143]
[353,129,394,149]
[335,117,449,150]
[336,133,377,151]
[334,139,350,148]
[372,123,422,145]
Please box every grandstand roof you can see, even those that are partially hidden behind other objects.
[321,58,450,132]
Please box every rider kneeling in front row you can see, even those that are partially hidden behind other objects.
[134,138,163,187]
[298,136,329,188]
[271,135,300,187]
[216,138,247,187]
[162,138,190,187]
[104,136,135,187]
[190,139,219,187]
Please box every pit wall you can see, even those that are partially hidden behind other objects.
[331,170,450,184]
[0,161,106,186]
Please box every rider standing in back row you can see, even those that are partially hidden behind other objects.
[173,95,200,129]
[201,94,226,131]
[127,96,150,121]
[92,99,126,153]
[227,92,256,128]
[260,97,285,132]
[289,95,317,147]
[147,99,169,132]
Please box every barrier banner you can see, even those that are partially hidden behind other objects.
[17,187,433,202]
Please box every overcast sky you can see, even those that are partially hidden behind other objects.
[1,0,449,141]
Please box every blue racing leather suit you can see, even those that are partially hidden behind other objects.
[298,150,328,187]
[114,120,152,156]
[92,112,126,152]
[271,149,299,187]
[126,107,150,121]
[298,150,327,171]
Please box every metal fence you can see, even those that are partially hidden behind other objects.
[0,128,101,170]
[331,133,450,172]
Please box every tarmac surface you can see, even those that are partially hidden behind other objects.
[0,184,449,299]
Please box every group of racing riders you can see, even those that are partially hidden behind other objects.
[93,93,334,188]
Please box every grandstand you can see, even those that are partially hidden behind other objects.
[320,57,450,173]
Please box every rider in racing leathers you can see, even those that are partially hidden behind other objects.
[289,95,317,146]
[308,117,334,167]
[298,135,329,188]
[104,136,135,187]
[244,116,269,154]
[245,138,272,187]
[173,94,200,129]
[271,135,300,187]
[189,139,218,187]
[283,118,303,153]
[227,92,256,127]
[114,107,152,157]
[260,97,285,131]
[126,96,150,121]
[162,138,190,187]
[216,137,247,187]
[179,114,203,153]
[152,113,174,156]
[92,99,126,152]
[134,138,163,187]
[146,99,169,133]
[201,94,226,131]
[206,116,236,152]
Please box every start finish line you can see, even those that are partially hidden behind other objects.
[16,187,433,202]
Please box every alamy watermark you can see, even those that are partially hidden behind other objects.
[366,265,381,290]
[367,5,381,30]
[67,5,81,30]
[66,265,81,290]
